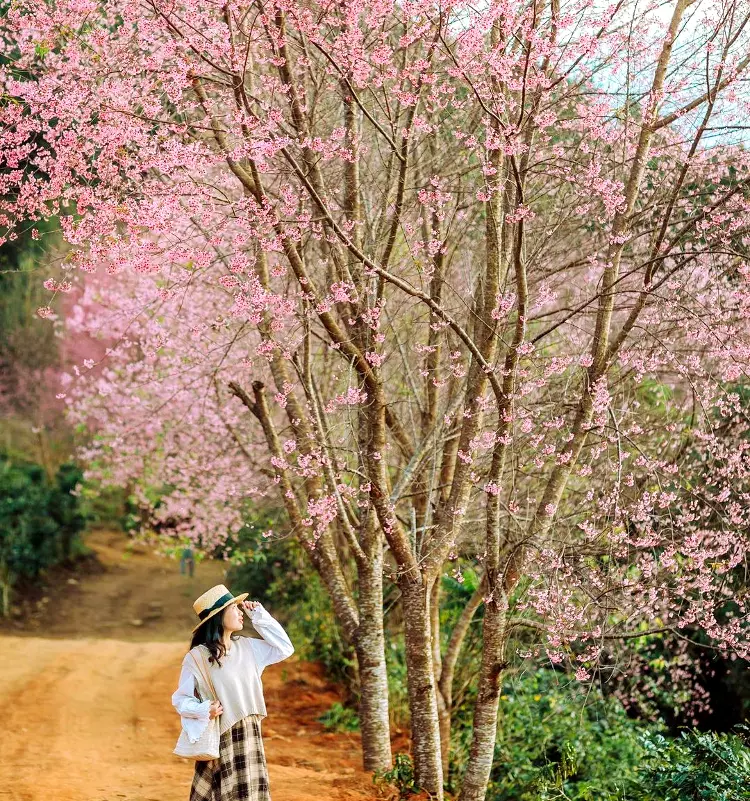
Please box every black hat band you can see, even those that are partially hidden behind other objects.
[198,592,235,620]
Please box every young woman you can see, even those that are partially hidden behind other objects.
[172,584,294,801]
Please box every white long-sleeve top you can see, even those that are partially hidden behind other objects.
[171,603,294,742]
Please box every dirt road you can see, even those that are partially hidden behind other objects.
[0,531,378,801]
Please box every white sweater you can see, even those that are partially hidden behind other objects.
[172,603,294,741]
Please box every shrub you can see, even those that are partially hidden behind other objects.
[447,668,655,801]
[373,752,419,800]
[629,728,750,801]
[0,455,88,615]
[318,701,360,732]
[283,570,356,688]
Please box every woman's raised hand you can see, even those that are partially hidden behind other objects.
[209,700,223,719]
[242,600,260,613]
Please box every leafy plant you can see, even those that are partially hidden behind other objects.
[317,701,360,733]
[629,728,750,801]
[373,752,419,800]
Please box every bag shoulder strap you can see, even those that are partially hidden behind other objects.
[189,647,219,702]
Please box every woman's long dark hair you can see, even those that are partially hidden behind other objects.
[190,612,240,667]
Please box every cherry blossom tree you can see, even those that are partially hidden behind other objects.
[2,0,750,798]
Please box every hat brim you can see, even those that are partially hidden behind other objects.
[191,592,249,633]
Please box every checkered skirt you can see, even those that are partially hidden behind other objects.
[190,715,271,801]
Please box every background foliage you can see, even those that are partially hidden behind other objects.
[0,454,88,615]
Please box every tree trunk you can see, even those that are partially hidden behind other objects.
[457,596,507,801]
[399,574,444,799]
[0,561,12,618]
[354,541,393,772]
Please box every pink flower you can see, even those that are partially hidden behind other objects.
[505,204,536,224]
[365,351,385,367]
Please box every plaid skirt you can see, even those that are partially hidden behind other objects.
[190,715,271,801]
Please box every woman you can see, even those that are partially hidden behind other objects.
[172,584,294,801]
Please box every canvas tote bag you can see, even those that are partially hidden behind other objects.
[173,647,221,760]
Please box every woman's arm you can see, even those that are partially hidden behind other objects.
[171,658,213,742]
[246,603,295,674]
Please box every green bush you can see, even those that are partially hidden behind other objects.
[284,570,356,687]
[446,669,655,801]
[318,701,360,732]
[0,455,88,615]
[444,669,750,801]
[629,728,750,801]
[224,505,298,602]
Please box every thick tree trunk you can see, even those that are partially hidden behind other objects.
[457,596,507,801]
[354,542,393,772]
[399,574,444,799]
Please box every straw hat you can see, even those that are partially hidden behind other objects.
[192,584,249,633]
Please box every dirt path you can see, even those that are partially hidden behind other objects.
[0,531,379,801]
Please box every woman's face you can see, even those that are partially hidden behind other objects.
[222,602,244,633]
